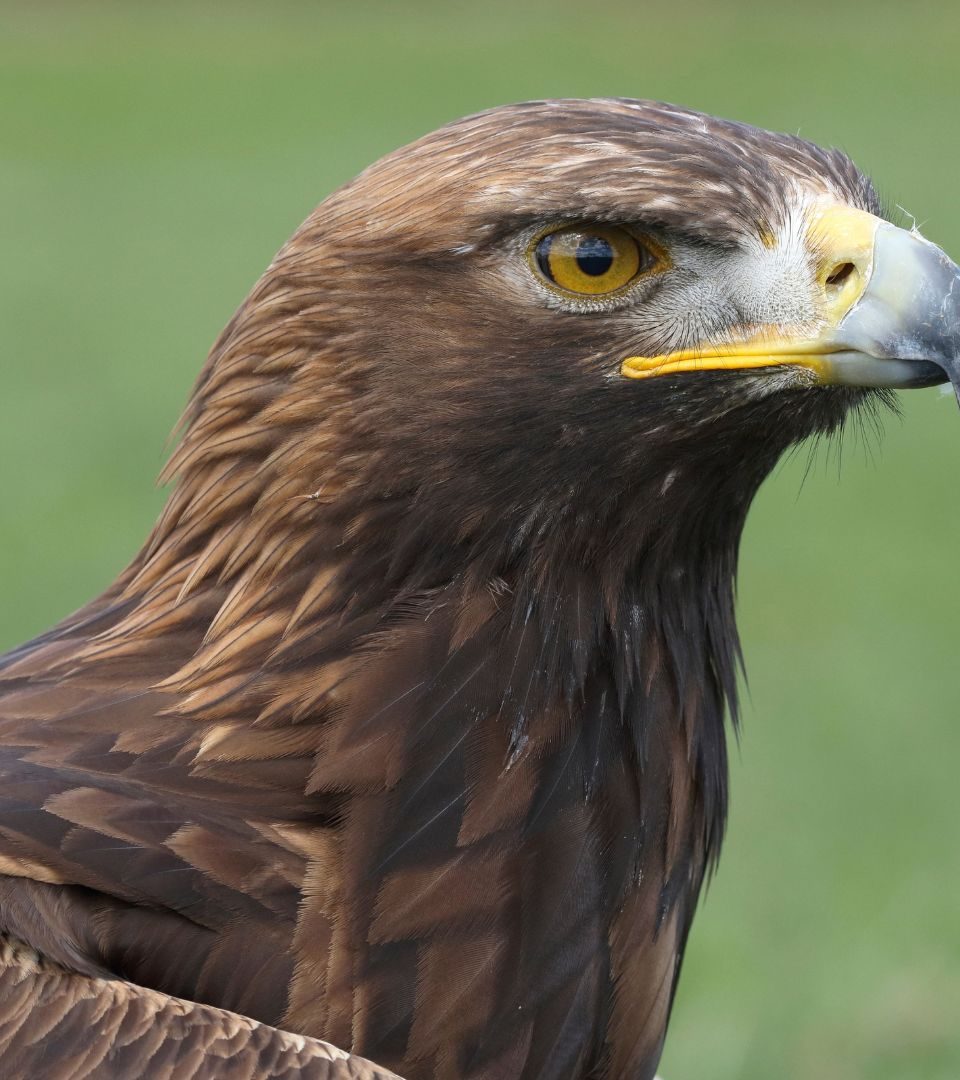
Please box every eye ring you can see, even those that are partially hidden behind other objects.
[528,225,665,297]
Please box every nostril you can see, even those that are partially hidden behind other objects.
[825,261,856,289]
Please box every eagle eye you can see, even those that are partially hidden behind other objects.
[530,225,661,297]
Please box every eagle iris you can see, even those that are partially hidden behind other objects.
[532,225,646,295]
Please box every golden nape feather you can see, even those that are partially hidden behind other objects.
[1,99,958,1079]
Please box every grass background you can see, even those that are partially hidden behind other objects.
[1,2,958,1076]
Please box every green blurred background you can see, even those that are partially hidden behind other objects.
[1,2,958,1076]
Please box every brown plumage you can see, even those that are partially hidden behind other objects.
[0,98,948,1079]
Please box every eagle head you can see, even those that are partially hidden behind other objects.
[166,98,956,606]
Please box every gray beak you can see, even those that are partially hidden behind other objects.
[820,223,960,399]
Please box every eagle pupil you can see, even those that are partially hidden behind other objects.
[575,236,614,276]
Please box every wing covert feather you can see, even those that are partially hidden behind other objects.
[0,937,403,1079]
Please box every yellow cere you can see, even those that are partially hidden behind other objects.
[807,200,879,288]
[533,225,643,296]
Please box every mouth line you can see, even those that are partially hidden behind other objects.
[621,348,949,389]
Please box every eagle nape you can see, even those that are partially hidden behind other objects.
[1,98,959,1080]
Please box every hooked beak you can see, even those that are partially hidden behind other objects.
[621,204,960,400]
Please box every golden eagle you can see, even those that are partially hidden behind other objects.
[0,100,957,1080]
